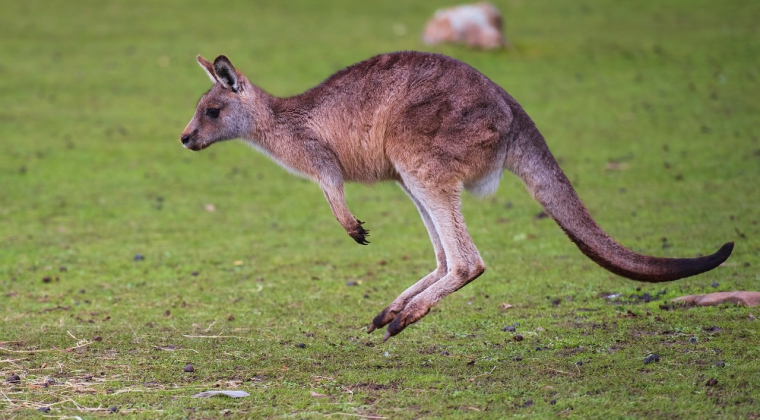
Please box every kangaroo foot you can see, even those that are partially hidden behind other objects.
[382,301,432,341]
[367,305,401,333]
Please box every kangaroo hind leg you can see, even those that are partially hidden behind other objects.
[381,176,485,340]
[368,180,448,333]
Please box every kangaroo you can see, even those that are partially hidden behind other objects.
[181,52,733,340]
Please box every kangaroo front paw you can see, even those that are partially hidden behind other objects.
[348,219,370,245]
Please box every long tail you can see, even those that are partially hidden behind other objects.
[506,121,733,283]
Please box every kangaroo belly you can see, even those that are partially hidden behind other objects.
[464,167,503,197]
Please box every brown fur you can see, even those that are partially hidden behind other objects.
[181,52,733,340]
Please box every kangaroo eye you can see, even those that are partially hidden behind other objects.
[205,108,220,118]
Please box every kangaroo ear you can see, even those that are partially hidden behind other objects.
[213,55,240,92]
[197,55,217,84]
[195,55,219,83]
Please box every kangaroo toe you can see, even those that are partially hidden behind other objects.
[368,306,400,333]
[383,302,432,340]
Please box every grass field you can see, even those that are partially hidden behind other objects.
[1,0,759,418]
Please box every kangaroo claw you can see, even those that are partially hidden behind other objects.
[349,220,370,245]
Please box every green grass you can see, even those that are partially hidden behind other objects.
[1,0,759,418]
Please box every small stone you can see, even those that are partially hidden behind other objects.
[513,334,524,342]
[363,293,370,299]
[184,363,195,373]
[7,374,20,383]
[512,355,522,361]
[134,254,144,261]
[550,399,557,405]
[163,310,170,317]
[42,276,52,283]
[38,407,51,413]
[711,282,719,288]
[296,343,306,349]
[689,337,698,344]
[227,313,235,321]
[644,354,660,364]
[576,361,583,366]
[706,378,718,386]
[502,325,516,332]
[109,406,118,413]
[715,361,726,367]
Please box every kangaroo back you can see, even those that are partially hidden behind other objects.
[505,111,733,282]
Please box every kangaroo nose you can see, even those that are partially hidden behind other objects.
[181,134,191,145]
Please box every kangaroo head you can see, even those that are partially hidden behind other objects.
[180,55,253,151]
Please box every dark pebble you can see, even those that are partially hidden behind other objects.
[363,293,370,299]
[513,334,524,342]
[550,399,557,405]
[644,354,660,364]
[551,298,561,307]
[715,361,726,367]
[184,363,195,373]
[576,361,583,366]
[706,378,718,386]
[38,407,51,413]
[296,343,306,348]
[42,276,52,283]
[512,355,522,361]
[711,282,719,288]
[689,337,698,344]
[522,399,534,408]
[502,325,516,332]
[345,281,358,286]
[441,351,450,356]
[134,254,144,261]
[109,406,119,413]
[164,310,171,317]
[7,374,20,383]
[93,336,102,342]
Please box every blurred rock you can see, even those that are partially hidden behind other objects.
[422,3,510,50]
[673,291,760,307]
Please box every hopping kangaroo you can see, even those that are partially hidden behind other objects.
[181,52,733,340]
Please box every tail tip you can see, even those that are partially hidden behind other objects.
[715,241,734,265]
